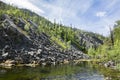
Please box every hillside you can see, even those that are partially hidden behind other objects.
[0,1,105,51]
[0,1,104,66]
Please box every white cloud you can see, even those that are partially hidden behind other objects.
[46,0,93,27]
[96,11,107,17]
[0,0,44,14]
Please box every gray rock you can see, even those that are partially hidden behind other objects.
[2,52,8,57]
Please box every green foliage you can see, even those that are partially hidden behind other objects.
[108,40,120,61]
[88,38,120,61]
[87,20,120,65]
[88,47,96,58]
[116,63,120,70]
[24,22,30,31]
[114,22,120,41]
[51,36,67,49]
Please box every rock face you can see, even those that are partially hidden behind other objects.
[0,14,89,66]
[75,32,103,50]
[0,14,32,49]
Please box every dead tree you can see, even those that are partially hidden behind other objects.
[109,27,114,46]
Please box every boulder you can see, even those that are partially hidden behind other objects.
[104,61,115,67]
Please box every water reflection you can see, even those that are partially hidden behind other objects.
[0,62,120,80]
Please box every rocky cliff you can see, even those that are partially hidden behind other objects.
[0,14,89,67]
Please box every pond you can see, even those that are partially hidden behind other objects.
[0,62,120,80]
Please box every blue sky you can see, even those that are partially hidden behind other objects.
[1,0,120,36]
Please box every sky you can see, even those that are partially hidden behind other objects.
[1,0,120,36]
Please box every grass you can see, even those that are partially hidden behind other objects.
[51,36,67,49]
[116,63,120,71]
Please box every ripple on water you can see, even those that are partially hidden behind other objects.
[0,62,120,80]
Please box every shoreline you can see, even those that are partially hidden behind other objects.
[0,59,119,72]
[0,59,100,68]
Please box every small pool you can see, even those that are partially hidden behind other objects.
[0,62,120,80]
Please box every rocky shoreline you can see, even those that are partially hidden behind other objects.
[0,30,89,68]
[0,43,89,68]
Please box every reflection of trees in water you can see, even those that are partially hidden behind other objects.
[94,64,120,80]
[0,62,120,80]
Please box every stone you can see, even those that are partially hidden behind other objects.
[36,49,42,54]
[4,60,15,64]
[2,52,8,57]
[28,51,34,56]
[104,61,115,68]
[17,18,26,30]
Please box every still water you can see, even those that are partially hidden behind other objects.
[0,62,120,80]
